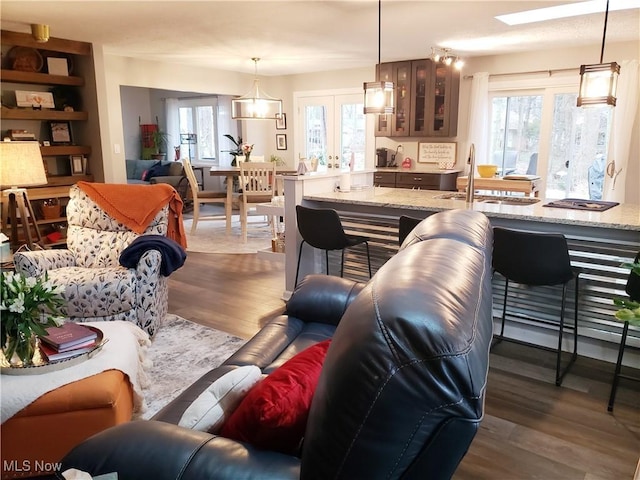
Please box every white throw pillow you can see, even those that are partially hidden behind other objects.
[178,365,262,432]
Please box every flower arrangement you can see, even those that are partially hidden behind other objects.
[241,142,254,161]
[0,271,65,366]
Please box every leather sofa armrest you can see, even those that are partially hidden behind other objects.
[286,274,365,326]
[61,421,300,480]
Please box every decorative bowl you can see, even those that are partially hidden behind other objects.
[477,165,498,178]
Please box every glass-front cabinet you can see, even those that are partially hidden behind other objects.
[410,59,460,137]
[375,59,460,138]
[374,61,412,137]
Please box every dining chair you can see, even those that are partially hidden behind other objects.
[492,226,581,386]
[183,157,227,234]
[295,205,372,287]
[238,162,276,242]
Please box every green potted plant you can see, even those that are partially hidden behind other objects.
[223,134,243,166]
[151,131,171,160]
[0,271,64,367]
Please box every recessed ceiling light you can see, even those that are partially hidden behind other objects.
[496,0,640,26]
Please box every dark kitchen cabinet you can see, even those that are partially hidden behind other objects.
[410,59,460,137]
[375,59,460,138]
[374,61,412,137]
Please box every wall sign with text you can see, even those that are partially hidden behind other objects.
[418,142,457,169]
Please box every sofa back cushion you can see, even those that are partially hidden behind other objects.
[66,185,168,268]
[300,210,493,479]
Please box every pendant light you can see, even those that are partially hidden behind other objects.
[232,58,283,120]
[577,0,620,107]
[363,0,395,114]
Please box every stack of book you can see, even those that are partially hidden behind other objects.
[39,322,99,362]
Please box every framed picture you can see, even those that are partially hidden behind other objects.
[69,155,85,175]
[276,134,287,150]
[49,121,72,145]
[275,113,287,130]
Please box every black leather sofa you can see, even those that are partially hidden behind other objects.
[60,209,494,480]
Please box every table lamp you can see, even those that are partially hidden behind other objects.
[0,142,47,251]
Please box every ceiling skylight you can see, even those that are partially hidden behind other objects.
[496,0,640,26]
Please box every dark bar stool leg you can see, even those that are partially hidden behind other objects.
[365,241,372,278]
[556,284,568,386]
[340,249,345,277]
[608,321,629,412]
[295,240,306,287]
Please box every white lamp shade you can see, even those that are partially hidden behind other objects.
[577,62,620,107]
[0,142,47,188]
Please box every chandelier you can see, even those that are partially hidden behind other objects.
[231,58,283,120]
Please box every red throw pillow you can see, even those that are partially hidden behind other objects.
[220,339,331,454]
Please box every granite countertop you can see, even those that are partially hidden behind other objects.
[303,187,640,231]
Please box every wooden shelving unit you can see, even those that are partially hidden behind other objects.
[1,29,100,250]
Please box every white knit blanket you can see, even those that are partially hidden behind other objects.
[1,321,152,423]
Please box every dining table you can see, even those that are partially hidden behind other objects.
[209,165,297,233]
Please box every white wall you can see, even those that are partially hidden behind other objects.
[93,41,638,202]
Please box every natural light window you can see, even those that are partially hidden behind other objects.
[489,83,612,200]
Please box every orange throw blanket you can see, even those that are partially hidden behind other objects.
[77,182,187,248]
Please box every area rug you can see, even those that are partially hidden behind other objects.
[139,314,246,419]
[183,216,273,254]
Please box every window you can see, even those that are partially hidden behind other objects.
[489,78,612,199]
[178,100,217,163]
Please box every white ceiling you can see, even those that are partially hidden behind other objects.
[1,1,638,76]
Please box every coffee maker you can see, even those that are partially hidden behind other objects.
[376,148,395,167]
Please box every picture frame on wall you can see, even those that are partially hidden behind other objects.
[275,113,286,130]
[49,121,72,145]
[69,155,85,175]
[276,134,287,150]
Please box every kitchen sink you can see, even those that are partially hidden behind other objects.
[433,193,540,205]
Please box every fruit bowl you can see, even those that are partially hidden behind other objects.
[477,165,498,178]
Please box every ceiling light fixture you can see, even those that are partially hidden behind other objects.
[363,0,395,115]
[231,58,283,120]
[31,24,50,43]
[430,47,464,70]
[577,0,620,107]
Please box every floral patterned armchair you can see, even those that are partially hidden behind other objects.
[13,185,170,336]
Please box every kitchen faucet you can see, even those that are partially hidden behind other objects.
[465,143,476,203]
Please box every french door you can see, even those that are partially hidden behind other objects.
[295,91,370,172]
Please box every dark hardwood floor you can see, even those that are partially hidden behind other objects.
[168,251,640,479]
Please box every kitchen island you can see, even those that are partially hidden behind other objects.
[282,176,640,366]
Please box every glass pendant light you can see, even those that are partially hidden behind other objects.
[232,58,283,120]
[364,0,395,114]
[577,0,620,107]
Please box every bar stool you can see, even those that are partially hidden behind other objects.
[295,205,371,287]
[398,215,422,246]
[492,227,580,386]
[608,252,640,412]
